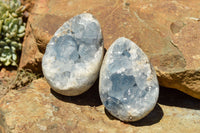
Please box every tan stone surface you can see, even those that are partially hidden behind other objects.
[0,78,200,133]
[19,0,200,98]
[0,68,17,99]
[157,21,200,99]
[172,21,200,69]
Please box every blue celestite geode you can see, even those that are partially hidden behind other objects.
[42,13,104,96]
[99,37,159,122]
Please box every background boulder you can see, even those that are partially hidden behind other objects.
[19,0,200,98]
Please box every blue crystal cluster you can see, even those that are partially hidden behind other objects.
[42,13,104,96]
[99,37,159,122]
[42,13,159,122]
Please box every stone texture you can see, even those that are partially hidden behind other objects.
[42,13,104,96]
[0,78,200,132]
[19,0,200,99]
[0,68,17,99]
[99,37,159,122]
[158,21,200,99]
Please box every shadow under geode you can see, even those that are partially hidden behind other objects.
[51,75,200,125]
[105,104,163,126]
[51,78,102,107]
[158,86,200,110]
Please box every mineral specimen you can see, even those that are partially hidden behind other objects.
[0,0,26,66]
[42,13,104,96]
[99,37,159,122]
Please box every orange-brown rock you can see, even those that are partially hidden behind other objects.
[0,78,200,132]
[19,0,200,98]
[0,68,17,98]
[159,21,200,99]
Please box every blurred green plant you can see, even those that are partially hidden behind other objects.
[0,0,26,66]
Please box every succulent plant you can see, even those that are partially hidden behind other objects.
[0,0,26,66]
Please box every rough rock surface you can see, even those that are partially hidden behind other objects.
[42,13,104,96]
[158,21,200,99]
[19,0,200,99]
[99,37,159,122]
[0,68,17,98]
[0,78,200,132]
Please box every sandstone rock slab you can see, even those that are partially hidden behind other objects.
[42,13,104,96]
[0,78,200,132]
[19,0,200,99]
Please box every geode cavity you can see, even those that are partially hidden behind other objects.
[99,37,159,122]
[42,13,104,96]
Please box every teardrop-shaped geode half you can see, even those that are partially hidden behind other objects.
[99,37,159,122]
[42,13,104,96]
